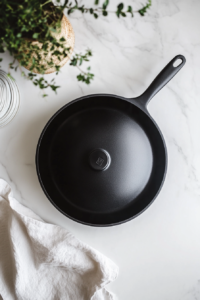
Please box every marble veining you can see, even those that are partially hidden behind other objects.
[0,0,200,299]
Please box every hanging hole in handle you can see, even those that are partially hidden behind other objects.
[173,58,183,67]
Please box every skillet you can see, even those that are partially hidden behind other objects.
[36,55,186,226]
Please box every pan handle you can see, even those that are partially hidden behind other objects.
[134,55,186,107]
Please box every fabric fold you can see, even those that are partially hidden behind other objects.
[0,179,118,300]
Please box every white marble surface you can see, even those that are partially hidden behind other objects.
[1,0,200,298]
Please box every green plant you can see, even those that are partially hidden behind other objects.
[0,0,152,96]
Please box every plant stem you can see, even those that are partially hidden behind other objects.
[69,58,87,75]
[41,0,52,7]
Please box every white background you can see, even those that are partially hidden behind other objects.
[1,0,200,299]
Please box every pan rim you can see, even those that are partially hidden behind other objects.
[35,93,168,227]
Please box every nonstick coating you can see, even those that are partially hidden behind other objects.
[36,55,186,226]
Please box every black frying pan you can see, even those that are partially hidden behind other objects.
[36,55,186,226]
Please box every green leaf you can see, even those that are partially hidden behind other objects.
[42,94,48,97]
[52,50,62,56]
[77,74,84,81]
[7,73,15,80]
[62,0,69,7]
[16,33,22,38]
[90,8,93,14]
[49,27,57,32]
[32,33,39,39]
[116,10,120,18]
[121,12,126,17]
[94,13,98,18]
[59,37,66,42]
[6,4,13,10]
[87,50,92,56]
[94,0,99,4]
[42,42,48,51]
[127,5,133,17]
[68,8,75,14]
[55,65,60,71]
[117,3,124,11]
[138,0,152,16]
[102,10,108,16]
[70,58,78,66]
[50,85,60,93]
[102,0,109,10]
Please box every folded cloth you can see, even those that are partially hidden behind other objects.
[0,179,118,300]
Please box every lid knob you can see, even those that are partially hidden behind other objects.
[89,149,111,171]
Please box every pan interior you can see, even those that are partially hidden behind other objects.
[37,95,166,225]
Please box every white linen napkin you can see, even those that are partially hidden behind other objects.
[0,179,118,300]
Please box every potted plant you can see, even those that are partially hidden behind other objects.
[0,0,151,96]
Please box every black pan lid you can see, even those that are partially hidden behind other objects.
[37,96,156,218]
[50,107,153,213]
